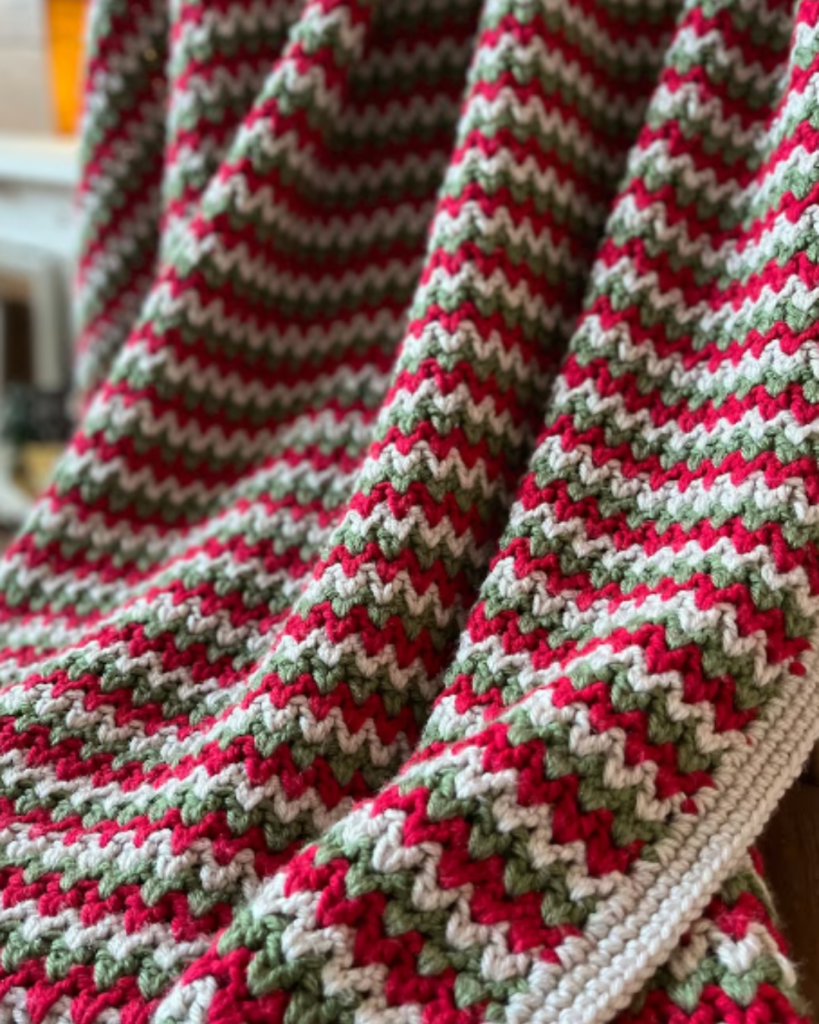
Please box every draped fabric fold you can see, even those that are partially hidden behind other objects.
[0,0,817,1021]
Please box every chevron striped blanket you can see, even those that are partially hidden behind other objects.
[0,0,817,1021]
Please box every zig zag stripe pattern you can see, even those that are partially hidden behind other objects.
[1,0,818,1021]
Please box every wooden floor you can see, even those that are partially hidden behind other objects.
[760,771,819,1018]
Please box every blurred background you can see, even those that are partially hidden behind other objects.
[0,0,86,533]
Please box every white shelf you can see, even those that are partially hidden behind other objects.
[0,133,79,261]
[0,132,79,187]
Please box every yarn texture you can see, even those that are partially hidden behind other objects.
[1,0,818,1021]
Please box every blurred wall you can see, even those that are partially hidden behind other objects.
[0,3,52,133]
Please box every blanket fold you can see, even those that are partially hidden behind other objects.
[0,0,816,1021]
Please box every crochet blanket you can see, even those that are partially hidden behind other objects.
[1,0,817,1021]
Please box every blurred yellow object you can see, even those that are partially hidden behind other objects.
[16,443,65,499]
[46,0,88,134]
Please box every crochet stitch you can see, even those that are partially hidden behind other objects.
[0,0,817,1021]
